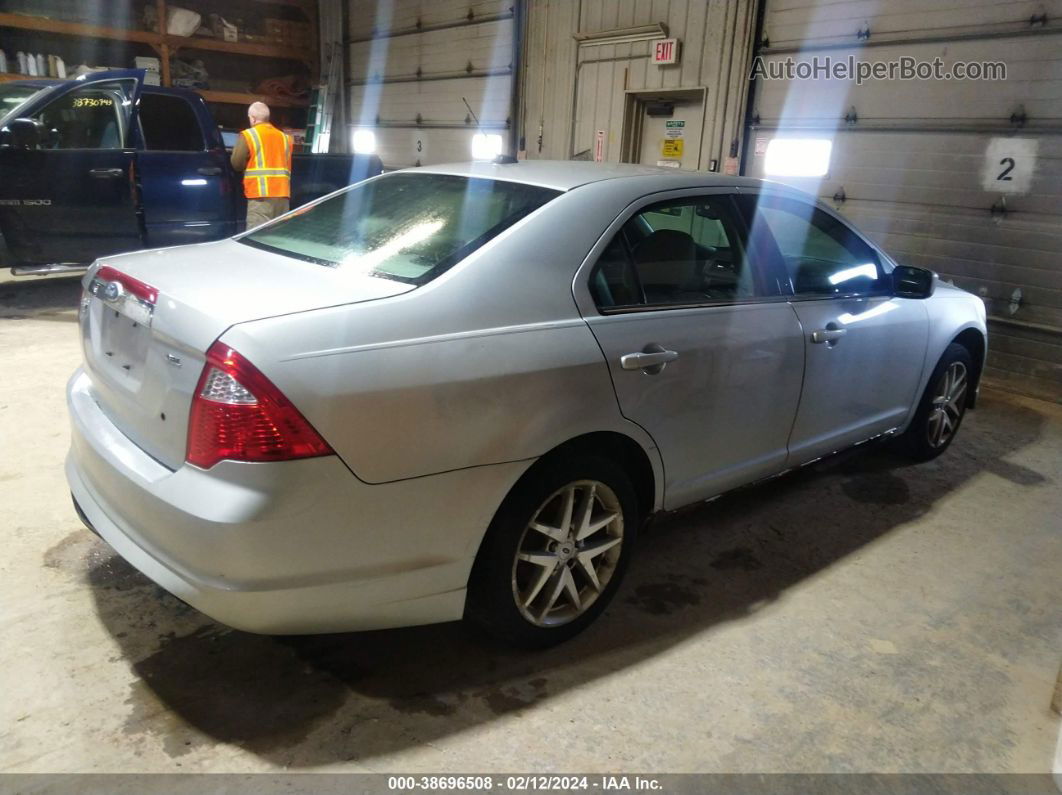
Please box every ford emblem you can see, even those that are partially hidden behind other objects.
[102,281,123,302]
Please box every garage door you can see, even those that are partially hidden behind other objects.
[347,0,517,168]
[745,0,1062,401]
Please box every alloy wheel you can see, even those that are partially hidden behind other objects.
[511,480,624,627]
[927,361,968,448]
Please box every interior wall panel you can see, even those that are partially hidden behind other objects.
[520,0,758,170]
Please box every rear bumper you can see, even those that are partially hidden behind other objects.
[65,368,530,634]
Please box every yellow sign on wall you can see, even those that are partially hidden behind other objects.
[662,139,683,158]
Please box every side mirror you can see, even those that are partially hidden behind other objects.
[0,118,42,150]
[892,265,935,299]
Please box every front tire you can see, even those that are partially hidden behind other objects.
[900,342,973,461]
[466,455,639,648]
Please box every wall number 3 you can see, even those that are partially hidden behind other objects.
[997,157,1015,181]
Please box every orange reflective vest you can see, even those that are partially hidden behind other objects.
[240,123,293,199]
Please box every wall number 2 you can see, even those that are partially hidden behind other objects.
[982,138,1036,194]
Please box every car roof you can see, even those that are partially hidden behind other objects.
[411,160,767,192]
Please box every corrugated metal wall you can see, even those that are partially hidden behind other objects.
[519,0,758,171]
[745,0,1062,401]
[346,0,516,167]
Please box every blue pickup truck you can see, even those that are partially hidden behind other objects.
[0,69,382,275]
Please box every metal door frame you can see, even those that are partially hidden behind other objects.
[620,87,708,169]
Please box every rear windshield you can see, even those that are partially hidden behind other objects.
[239,173,561,284]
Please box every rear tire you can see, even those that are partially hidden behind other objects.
[899,342,973,461]
[465,454,639,648]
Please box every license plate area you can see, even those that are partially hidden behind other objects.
[86,301,150,387]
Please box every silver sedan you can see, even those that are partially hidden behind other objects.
[66,161,987,646]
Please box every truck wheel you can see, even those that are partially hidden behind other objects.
[466,455,638,648]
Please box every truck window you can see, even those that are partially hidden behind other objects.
[0,84,47,121]
[34,81,135,150]
[138,93,204,151]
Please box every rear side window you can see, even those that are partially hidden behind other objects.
[138,93,204,151]
[736,195,887,297]
[590,194,759,310]
[240,173,560,284]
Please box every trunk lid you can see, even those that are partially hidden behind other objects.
[78,238,413,470]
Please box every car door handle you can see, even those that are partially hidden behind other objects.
[620,347,679,373]
[810,328,847,344]
[89,168,124,179]
[197,166,222,176]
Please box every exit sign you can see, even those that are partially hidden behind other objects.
[653,38,680,65]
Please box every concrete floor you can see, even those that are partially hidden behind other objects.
[1,273,1060,775]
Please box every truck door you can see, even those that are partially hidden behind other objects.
[0,71,144,267]
[134,91,235,247]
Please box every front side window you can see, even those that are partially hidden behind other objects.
[591,195,757,309]
[33,80,136,150]
[240,173,560,284]
[737,195,887,297]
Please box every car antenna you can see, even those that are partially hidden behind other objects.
[463,96,517,164]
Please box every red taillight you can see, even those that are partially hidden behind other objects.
[95,265,158,305]
[186,341,333,469]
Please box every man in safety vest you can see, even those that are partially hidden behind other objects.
[230,102,293,228]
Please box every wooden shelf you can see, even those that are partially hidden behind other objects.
[0,6,317,113]
[248,0,315,11]
[0,12,160,44]
[197,88,307,108]
[171,36,308,61]
[0,72,32,83]
[0,12,310,63]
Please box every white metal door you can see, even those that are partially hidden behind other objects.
[746,0,1062,400]
[636,110,703,170]
[347,0,516,168]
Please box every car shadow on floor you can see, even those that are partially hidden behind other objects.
[78,391,1049,766]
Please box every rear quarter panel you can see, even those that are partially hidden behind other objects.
[220,180,665,497]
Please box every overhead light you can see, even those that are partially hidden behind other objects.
[764,138,832,178]
[351,128,376,154]
[471,133,503,161]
